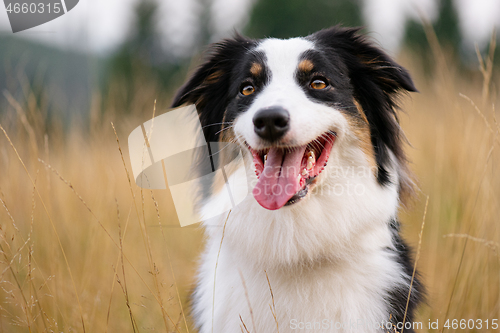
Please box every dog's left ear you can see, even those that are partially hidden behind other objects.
[171,34,255,143]
[310,26,417,94]
[312,26,416,95]
[311,26,417,200]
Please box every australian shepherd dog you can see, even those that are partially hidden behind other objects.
[172,26,423,333]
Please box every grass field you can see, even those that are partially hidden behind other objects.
[0,44,499,332]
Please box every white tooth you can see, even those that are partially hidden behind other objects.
[297,175,302,183]
[306,161,313,170]
[306,150,315,159]
[301,168,308,176]
[264,154,267,161]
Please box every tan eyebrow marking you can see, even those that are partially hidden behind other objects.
[250,63,262,76]
[298,59,314,72]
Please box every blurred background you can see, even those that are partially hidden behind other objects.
[0,0,499,332]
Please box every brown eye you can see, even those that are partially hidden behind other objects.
[241,84,255,96]
[310,79,327,90]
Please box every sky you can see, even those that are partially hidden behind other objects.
[0,0,499,56]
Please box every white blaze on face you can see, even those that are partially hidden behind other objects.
[233,37,351,210]
[234,37,348,150]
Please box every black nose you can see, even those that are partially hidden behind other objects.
[252,106,290,142]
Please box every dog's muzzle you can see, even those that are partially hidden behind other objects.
[252,106,290,142]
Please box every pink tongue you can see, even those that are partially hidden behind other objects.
[253,146,307,210]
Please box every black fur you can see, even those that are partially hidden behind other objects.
[311,26,417,192]
[384,219,424,333]
[172,34,257,143]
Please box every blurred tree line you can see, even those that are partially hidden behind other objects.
[404,0,462,73]
[103,0,188,115]
[105,0,496,114]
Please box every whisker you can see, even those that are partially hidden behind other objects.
[202,122,234,130]
[335,105,359,111]
[214,125,234,137]
[209,142,237,157]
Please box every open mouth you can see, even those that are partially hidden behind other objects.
[247,131,336,210]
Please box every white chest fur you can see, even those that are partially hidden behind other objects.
[192,160,409,333]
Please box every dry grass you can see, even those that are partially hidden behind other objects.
[399,45,500,330]
[0,45,499,332]
[0,85,203,332]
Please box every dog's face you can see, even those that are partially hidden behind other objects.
[172,27,416,211]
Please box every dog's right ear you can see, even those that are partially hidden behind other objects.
[171,34,255,142]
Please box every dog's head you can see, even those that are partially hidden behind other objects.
[172,26,416,211]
